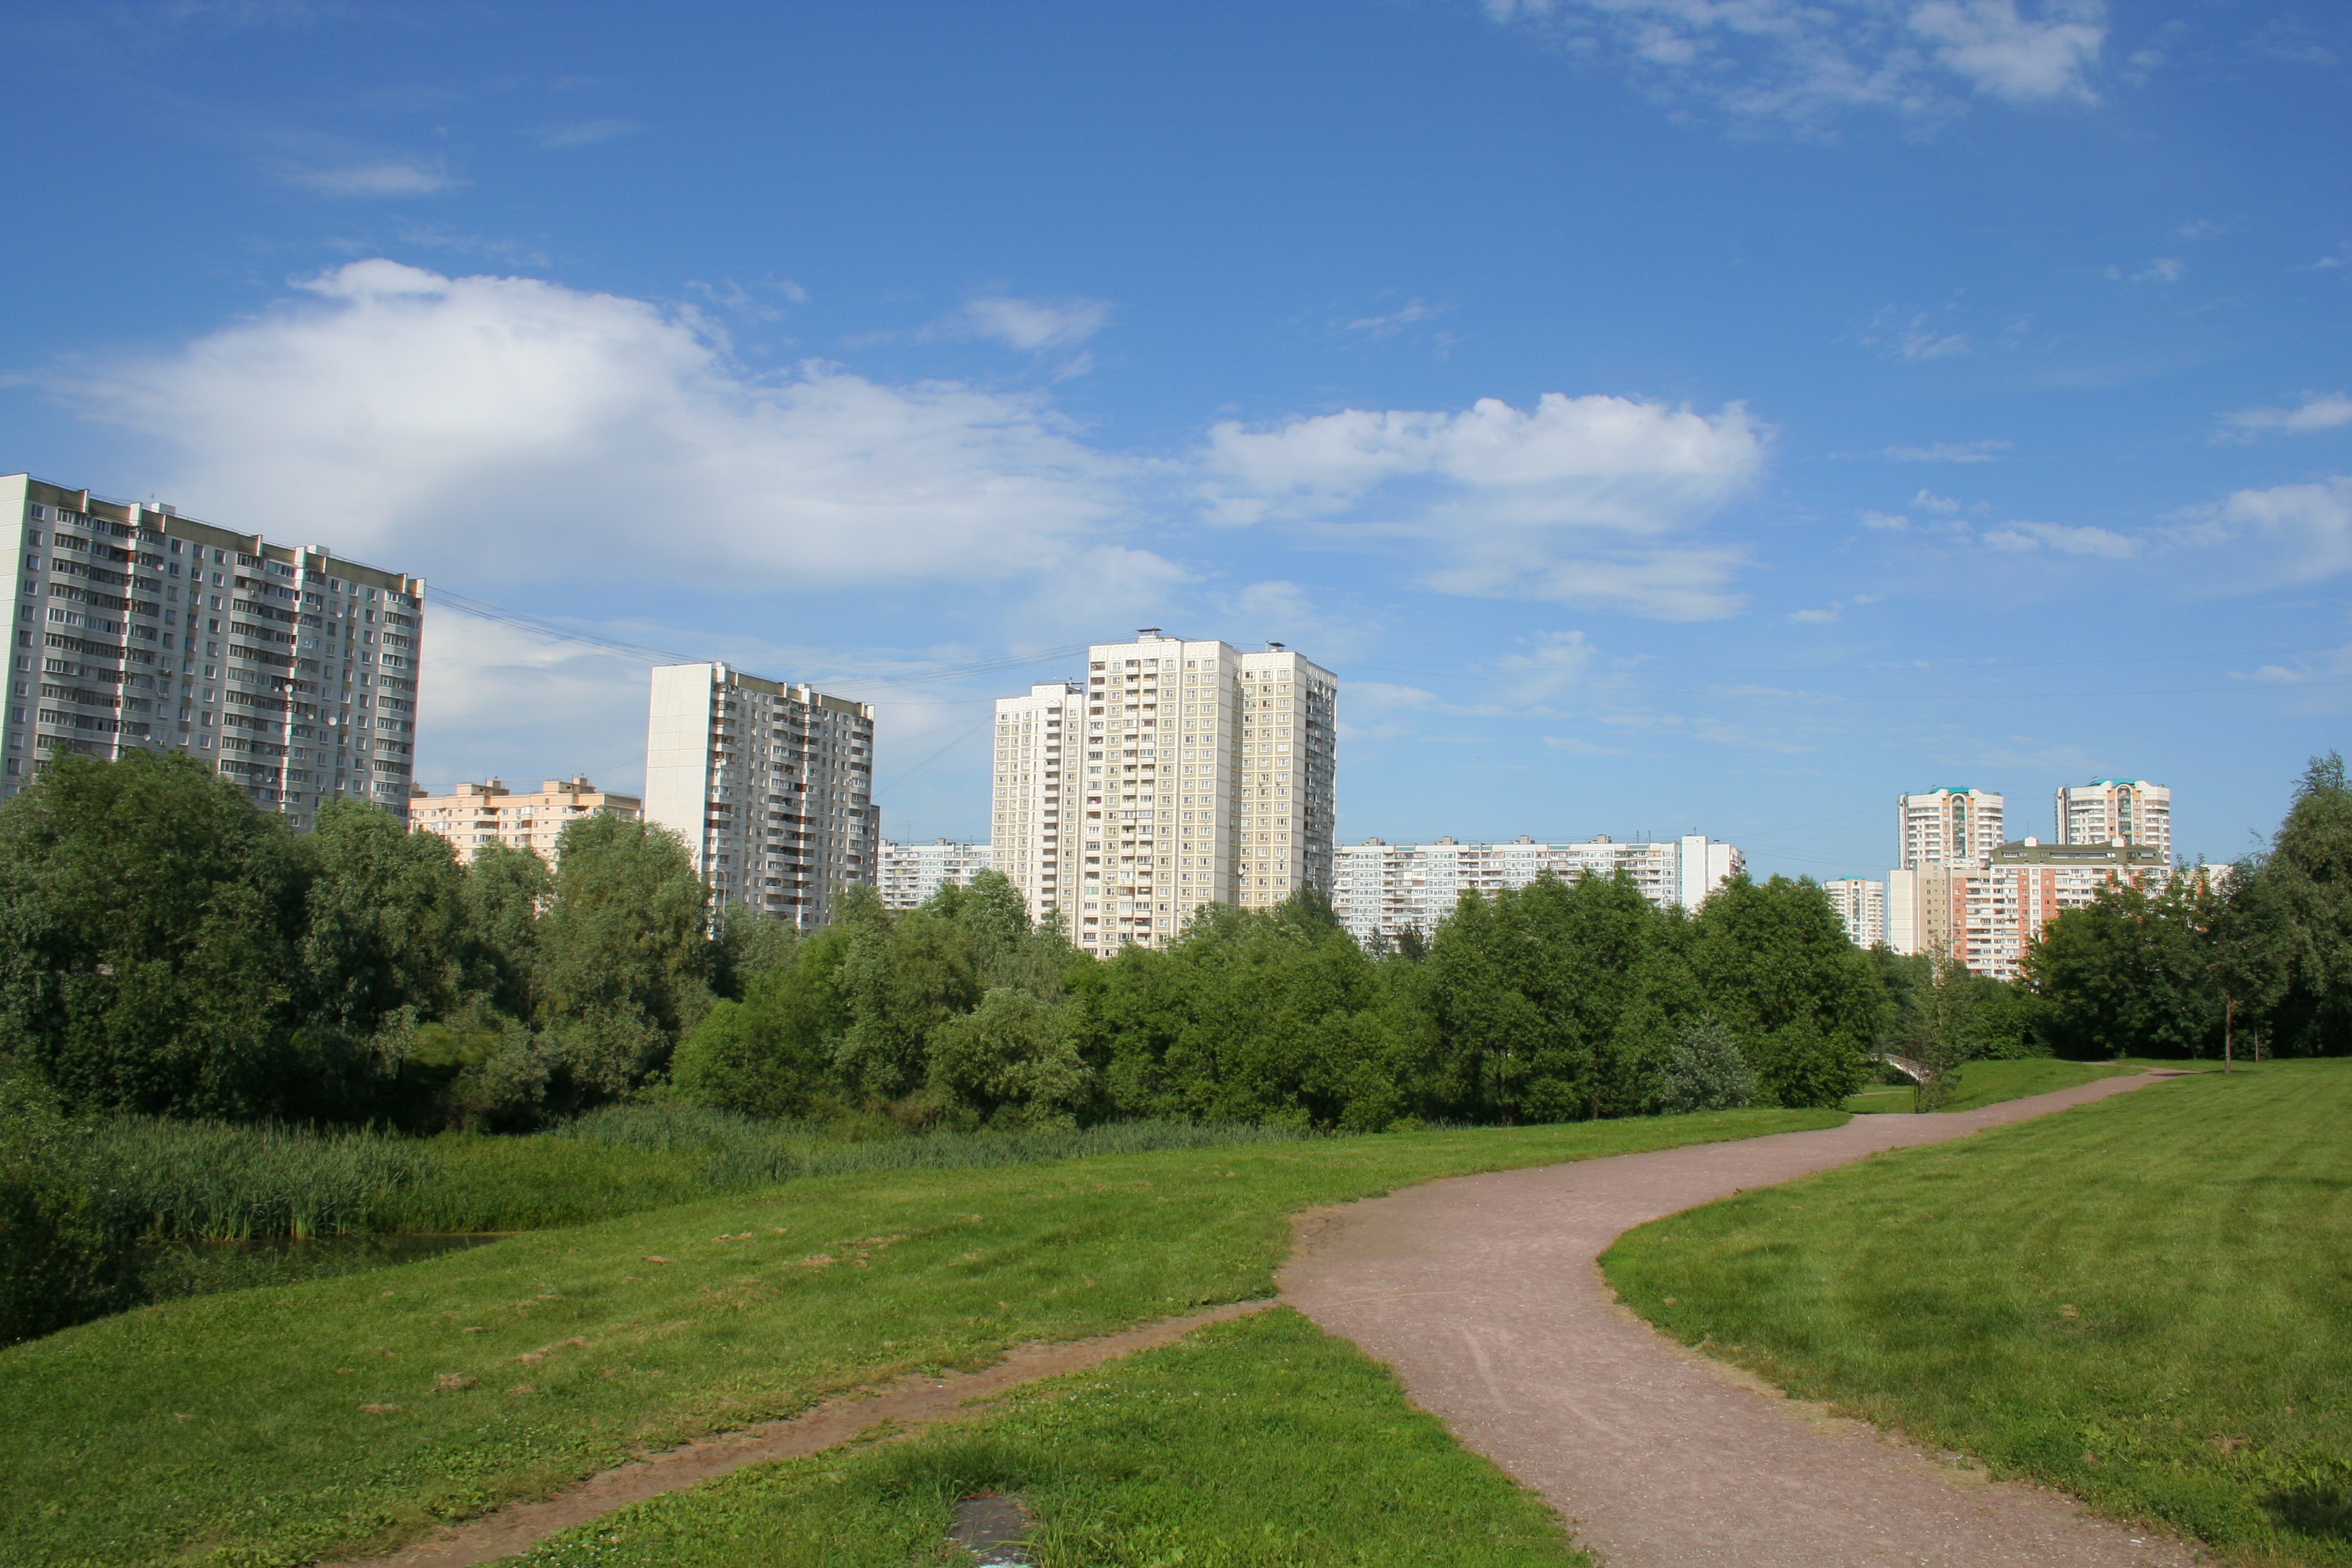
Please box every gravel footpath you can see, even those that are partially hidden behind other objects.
[1281,1073,2208,1568]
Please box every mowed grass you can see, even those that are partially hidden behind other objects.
[518,1308,1587,1568]
[1844,1057,2138,1115]
[0,1108,1838,1568]
[1606,1062,2352,1565]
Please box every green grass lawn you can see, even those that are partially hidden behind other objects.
[1606,1061,2352,1566]
[517,1308,1588,1568]
[1844,1057,2138,1115]
[0,1108,1838,1568]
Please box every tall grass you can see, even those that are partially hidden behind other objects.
[76,1118,434,1241]
[50,1107,1322,1244]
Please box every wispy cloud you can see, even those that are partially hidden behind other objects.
[1482,0,2105,135]
[530,118,648,150]
[1337,299,1454,342]
[2173,476,2352,587]
[1875,438,2011,462]
[2222,392,2352,440]
[1982,520,2139,557]
[951,295,1111,354]
[2105,257,2185,283]
[278,157,459,196]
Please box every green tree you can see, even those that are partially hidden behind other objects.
[672,924,855,1118]
[2237,752,2352,1056]
[2022,874,2220,1060]
[1651,1019,1758,1114]
[1686,874,1883,1107]
[461,841,550,1021]
[533,815,715,1105]
[927,988,1092,1129]
[0,751,311,1118]
[300,800,471,1096]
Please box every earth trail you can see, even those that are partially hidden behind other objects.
[1282,1072,2208,1568]
[329,1300,1274,1568]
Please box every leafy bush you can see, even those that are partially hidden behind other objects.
[1652,1022,1758,1114]
[0,1077,137,1344]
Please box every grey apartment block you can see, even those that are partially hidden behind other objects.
[1,472,423,824]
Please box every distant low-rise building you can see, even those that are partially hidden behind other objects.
[408,776,640,864]
[1332,834,1744,951]
[879,838,994,909]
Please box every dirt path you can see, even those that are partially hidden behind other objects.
[329,1299,1275,1568]
[1281,1073,2206,1568]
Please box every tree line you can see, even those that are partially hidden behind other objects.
[3,748,2345,1138]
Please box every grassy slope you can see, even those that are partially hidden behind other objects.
[519,1309,1588,1568]
[1607,1062,2352,1565]
[0,1109,1838,1568]
[1844,1058,2138,1115]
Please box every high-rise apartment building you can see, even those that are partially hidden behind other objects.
[1912,837,2171,981]
[2055,778,2171,862]
[991,630,1338,953]
[879,838,995,909]
[1330,834,1745,950]
[1897,786,2004,870]
[407,776,640,864]
[644,662,877,926]
[2,472,422,823]
[1824,877,1887,949]
[990,680,1082,924]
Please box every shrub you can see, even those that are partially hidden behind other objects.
[1652,1022,1758,1114]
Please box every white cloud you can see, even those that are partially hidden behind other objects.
[1198,393,1767,620]
[1912,488,1963,512]
[2223,393,2352,440]
[1909,0,2104,103]
[531,119,648,150]
[1544,734,1630,755]
[1339,299,1452,340]
[279,159,460,197]
[1982,521,2139,557]
[952,296,1111,354]
[1482,0,2104,132]
[2105,257,2185,283]
[1789,606,1840,622]
[63,260,1137,591]
[1861,509,1910,529]
[2179,476,2352,584]
[1878,439,2010,461]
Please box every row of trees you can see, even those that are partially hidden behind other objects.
[678,860,1893,1130]
[0,751,719,1125]
[2022,753,2352,1062]
[6,748,2345,1135]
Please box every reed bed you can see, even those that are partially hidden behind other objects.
[75,1117,434,1241]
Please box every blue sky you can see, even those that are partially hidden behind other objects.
[2,0,2347,879]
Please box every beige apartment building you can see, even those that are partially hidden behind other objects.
[408,776,641,864]
[991,629,1338,953]
[3,472,423,824]
[644,662,878,927]
[2056,777,2171,862]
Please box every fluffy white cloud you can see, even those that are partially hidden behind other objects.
[2183,476,2352,583]
[1909,0,2104,102]
[1198,393,1767,620]
[1982,521,2138,556]
[66,260,1134,589]
[2224,393,2352,439]
[1483,0,2104,130]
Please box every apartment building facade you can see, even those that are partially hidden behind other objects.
[408,776,640,864]
[3,472,421,823]
[1915,837,2172,981]
[991,630,1338,953]
[644,662,877,926]
[1824,877,1888,949]
[1330,833,1746,950]
[2056,778,2171,862]
[879,838,995,910]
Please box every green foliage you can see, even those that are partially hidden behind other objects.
[1607,1060,2352,1565]
[0,1074,137,1344]
[1687,874,1882,1106]
[0,749,312,1118]
[2024,875,2223,1060]
[1652,1020,1757,1113]
[516,1309,1590,1568]
[927,988,1090,1128]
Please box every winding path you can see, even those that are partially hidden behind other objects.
[1281,1073,2206,1568]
